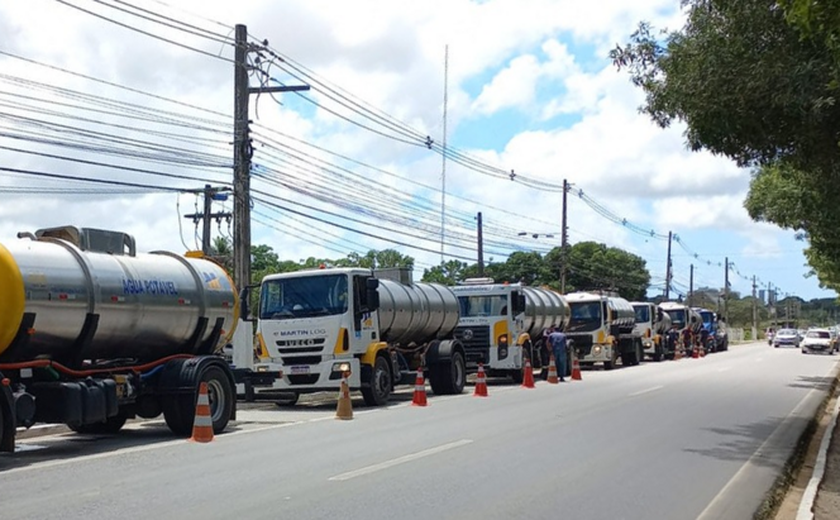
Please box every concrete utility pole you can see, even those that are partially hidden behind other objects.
[724,257,730,324]
[561,179,568,293]
[752,275,758,341]
[476,212,484,276]
[232,24,310,290]
[183,185,232,255]
[689,264,694,307]
[664,231,673,300]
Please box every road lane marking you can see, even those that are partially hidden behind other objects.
[628,385,664,397]
[696,387,821,520]
[797,395,840,519]
[328,439,474,481]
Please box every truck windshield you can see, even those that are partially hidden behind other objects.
[458,295,508,317]
[665,309,686,328]
[260,274,348,320]
[568,302,602,332]
[700,311,714,324]
[633,305,650,324]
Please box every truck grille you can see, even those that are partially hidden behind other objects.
[454,326,490,365]
[567,334,593,358]
[281,355,322,365]
[287,375,319,385]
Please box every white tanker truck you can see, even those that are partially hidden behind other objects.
[659,301,703,357]
[0,226,273,453]
[564,292,643,369]
[450,279,569,382]
[631,301,672,362]
[250,267,466,405]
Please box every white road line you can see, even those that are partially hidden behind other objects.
[628,385,664,397]
[696,387,820,520]
[328,439,474,482]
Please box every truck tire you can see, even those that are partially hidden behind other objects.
[69,415,127,435]
[633,341,643,366]
[163,365,234,437]
[653,343,663,362]
[429,351,466,395]
[361,355,392,406]
[511,368,524,384]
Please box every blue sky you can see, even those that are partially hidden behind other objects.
[0,0,833,303]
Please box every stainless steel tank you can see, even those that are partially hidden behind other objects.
[0,235,238,363]
[521,287,570,337]
[377,279,459,345]
[654,308,673,335]
[608,297,637,333]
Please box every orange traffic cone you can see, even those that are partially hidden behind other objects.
[571,356,582,381]
[190,381,214,443]
[412,368,428,406]
[474,363,489,397]
[336,372,353,420]
[521,359,535,388]
[546,355,559,384]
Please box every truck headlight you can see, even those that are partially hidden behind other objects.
[332,362,352,373]
[593,345,602,355]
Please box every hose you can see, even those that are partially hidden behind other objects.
[0,354,195,377]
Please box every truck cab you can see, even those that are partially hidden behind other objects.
[565,292,642,370]
[659,302,702,355]
[252,267,465,406]
[631,302,665,361]
[449,280,527,380]
[693,307,728,352]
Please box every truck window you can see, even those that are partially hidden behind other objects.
[457,295,508,317]
[664,309,686,329]
[260,274,349,320]
[633,305,650,324]
[568,302,602,332]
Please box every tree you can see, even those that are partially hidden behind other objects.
[611,0,840,293]
[562,242,651,301]
[421,260,477,285]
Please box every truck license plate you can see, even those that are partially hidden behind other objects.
[290,365,310,374]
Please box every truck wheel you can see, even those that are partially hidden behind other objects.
[634,341,643,366]
[429,351,466,395]
[653,344,663,362]
[69,415,128,435]
[361,355,392,406]
[163,366,234,437]
[511,368,524,384]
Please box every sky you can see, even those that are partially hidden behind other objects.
[0,0,833,302]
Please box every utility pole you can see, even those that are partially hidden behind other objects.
[183,185,232,255]
[724,257,730,324]
[689,264,694,307]
[232,24,310,290]
[664,231,673,300]
[476,211,484,276]
[561,179,568,293]
[752,275,758,342]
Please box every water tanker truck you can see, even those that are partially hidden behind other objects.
[450,279,569,382]
[251,267,465,406]
[631,301,672,362]
[564,292,643,369]
[0,226,264,453]
[659,302,702,356]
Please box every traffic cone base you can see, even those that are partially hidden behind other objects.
[571,357,582,381]
[522,360,535,388]
[547,355,559,384]
[474,363,489,397]
[336,374,353,420]
[190,381,214,443]
[412,368,428,406]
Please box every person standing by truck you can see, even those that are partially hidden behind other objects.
[547,327,568,382]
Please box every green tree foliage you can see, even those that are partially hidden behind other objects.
[611,0,840,293]
[422,242,650,300]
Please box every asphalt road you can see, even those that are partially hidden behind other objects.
[1,342,837,520]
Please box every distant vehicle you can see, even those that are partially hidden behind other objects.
[801,329,834,355]
[773,328,800,348]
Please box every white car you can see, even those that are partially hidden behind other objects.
[801,329,835,355]
[773,328,801,348]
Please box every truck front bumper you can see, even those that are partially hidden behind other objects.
[578,343,612,363]
[251,358,362,393]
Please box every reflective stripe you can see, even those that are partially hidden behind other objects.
[196,392,210,406]
[415,385,425,391]
[193,414,213,427]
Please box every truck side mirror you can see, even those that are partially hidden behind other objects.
[239,284,259,322]
[366,277,380,311]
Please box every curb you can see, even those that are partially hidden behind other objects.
[796,392,840,520]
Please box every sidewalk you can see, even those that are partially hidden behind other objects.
[774,370,840,520]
